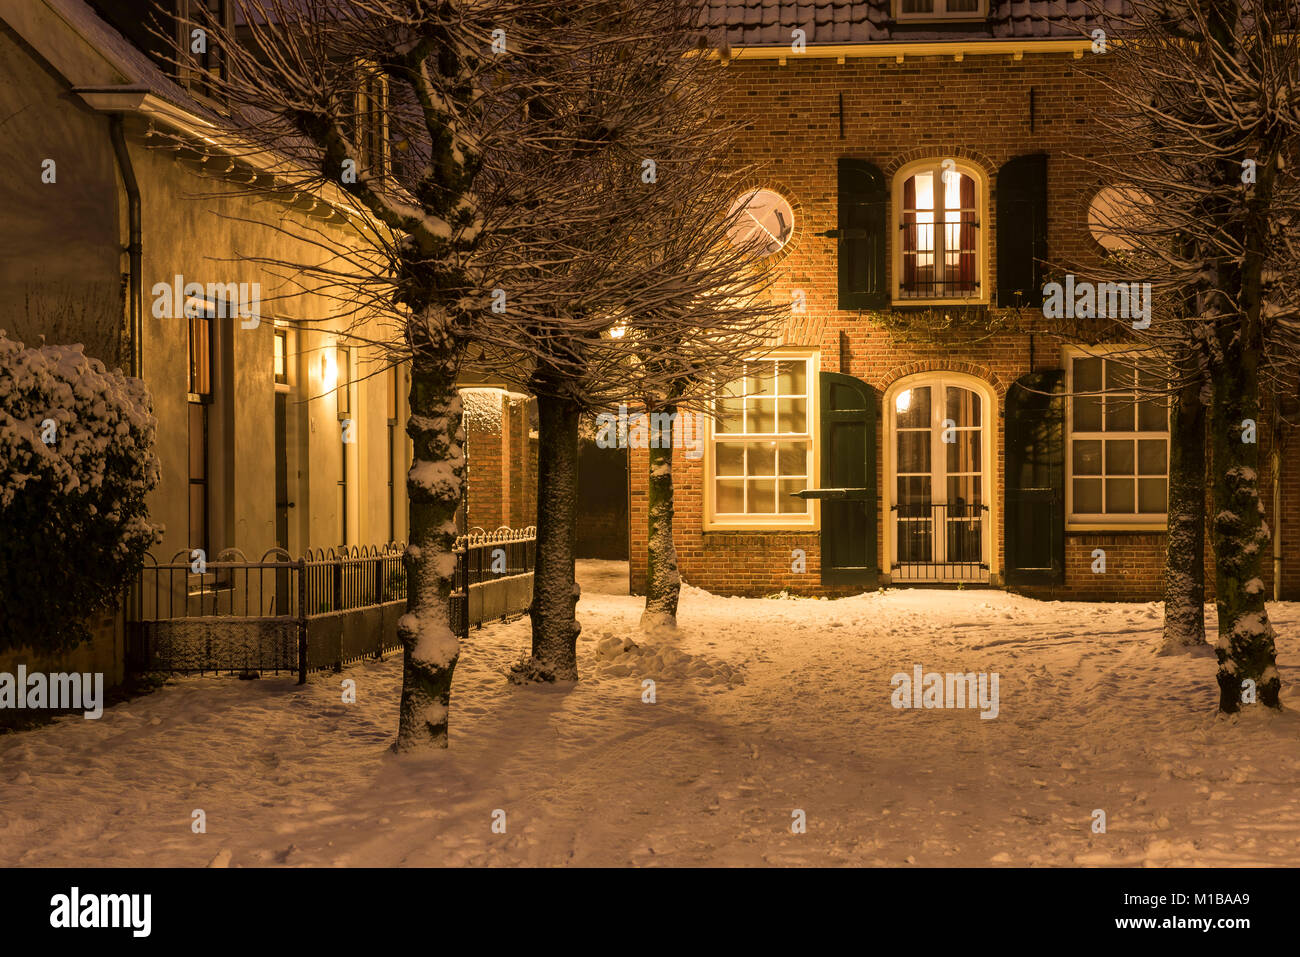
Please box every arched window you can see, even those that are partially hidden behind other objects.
[896,161,982,301]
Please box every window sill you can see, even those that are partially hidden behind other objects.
[1066,522,1167,533]
[704,518,817,533]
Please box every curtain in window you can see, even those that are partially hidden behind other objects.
[959,174,976,291]
[903,175,917,291]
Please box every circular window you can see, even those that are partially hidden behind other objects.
[1088,187,1151,251]
[727,188,795,256]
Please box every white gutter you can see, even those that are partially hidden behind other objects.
[715,38,1093,65]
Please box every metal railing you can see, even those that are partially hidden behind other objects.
[892,502,988,581]
[129,529,538,681]
[899,216,979,299]
[452,526,537,641]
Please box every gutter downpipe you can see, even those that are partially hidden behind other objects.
[109,114,142,379]
[109,113,144,671]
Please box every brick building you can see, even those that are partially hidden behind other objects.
[626,0,1300,600]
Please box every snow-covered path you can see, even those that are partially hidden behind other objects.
[3,561,1299,867]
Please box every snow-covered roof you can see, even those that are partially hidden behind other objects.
[29,0,216,120]
[703,1,1124,46]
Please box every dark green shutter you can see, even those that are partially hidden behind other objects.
[837,159,888,309]
[1004,369,1065,585]
[819,371,877,587]
[996,153,1048,308]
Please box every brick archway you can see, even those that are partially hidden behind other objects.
[880,359,1008,402]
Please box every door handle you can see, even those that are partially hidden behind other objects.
[791,488,871,501]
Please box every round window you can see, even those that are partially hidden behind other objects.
[727,188,795,256]
[1088,187,1150,251]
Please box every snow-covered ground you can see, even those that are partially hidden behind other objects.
[3,560,1299,867]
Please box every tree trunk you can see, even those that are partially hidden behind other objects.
[642,405,681,630]
[529,391,582,680]
[1158,375,1207,655]
[1209,348,1280,712]
[393,323,466,751]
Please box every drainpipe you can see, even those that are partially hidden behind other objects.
[110,114,143,673]
[109,115,142,379]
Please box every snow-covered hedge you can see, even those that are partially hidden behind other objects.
[0,331,161,654]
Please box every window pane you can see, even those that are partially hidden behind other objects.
[779,479,809,513]
[716,479,744,513]
[902,0,935,11]
[898,431,931,473]
[777,442,805,476]
[1074,396,1103,432]
[1105,439,1135,476]
[945,386,980,427]
[1138,478,1168,513]
[1074,356,1102,392]
[716,442,745,476]
[1138,396,1166,432]
[747,365,775,397]
[717,398,744,433]
[946,430,980,473]
[1074,478,1102,513]
[748,399,775,433]
[947,475,981,506]
[1106,477,1135,513]
[1104,394,1134,432]
[776,360,806,397]
[895,386,931,429]
[1104,358,1134,392]
[1073,439,1102,476]
[897,475,931,506]
[747,443,776,477]
[946,0,980,10]
[274,332,286,380]
[747,479,776,514]
[777,398,806,433]
[1138,439,1167,475]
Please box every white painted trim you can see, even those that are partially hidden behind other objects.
[881,372,999,578]
[890,157,990,307]
[716,39,1093,63]
[703,350,820,532]
[1062,345,1171,530]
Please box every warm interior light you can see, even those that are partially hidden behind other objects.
[321,349,338,393]
[895,389,912,415]
[607,321,627,339]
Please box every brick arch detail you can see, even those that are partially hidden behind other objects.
[883,147,998,180]
[879,359,1008,402]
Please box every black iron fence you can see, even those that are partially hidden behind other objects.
[130,529,536,682]
[892,502,988,581]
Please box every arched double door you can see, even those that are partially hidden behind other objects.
[884,374,993,582]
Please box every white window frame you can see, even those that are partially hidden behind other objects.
[895,0,988,23]
[882,372,998,580]
[891,158,989,306]
[704,350,819,531]
[1064,346,1170,530]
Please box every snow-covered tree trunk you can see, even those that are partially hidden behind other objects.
[529,390,582,680]
[641,405,681,630]
[1158,377,1207,655]
[394,318,467,750]
[1210,346,1280,711]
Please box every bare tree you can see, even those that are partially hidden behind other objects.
[1077,0,1300,706]
[169,0,677,747]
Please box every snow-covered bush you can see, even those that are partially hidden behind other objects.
[0,331,161,653]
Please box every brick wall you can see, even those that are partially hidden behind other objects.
[628,49,1300,602]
